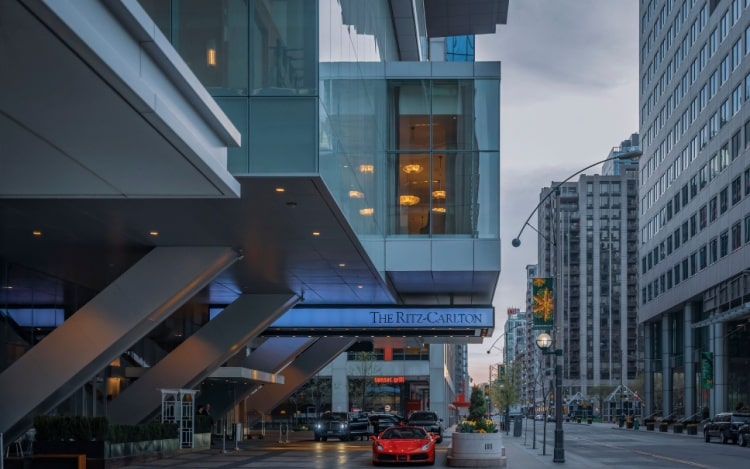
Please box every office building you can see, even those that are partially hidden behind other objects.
[537,136,640,401]
[638,0,750,418]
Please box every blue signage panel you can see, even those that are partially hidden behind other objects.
[269,307,494,329]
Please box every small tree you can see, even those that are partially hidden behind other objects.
[468,385,487,421]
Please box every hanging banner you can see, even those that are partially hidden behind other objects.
[701,351,714,389]
[532,277,554,330]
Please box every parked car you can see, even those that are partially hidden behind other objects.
[738,421,750,447]
[368,413,404,434]
[313,412,370,441]
[370,425,437,466]
[703,412,750,444]
[406,411,444,443]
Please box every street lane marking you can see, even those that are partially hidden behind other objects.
[632,450,712,468]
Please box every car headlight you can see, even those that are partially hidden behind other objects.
[421,442,431,451]
[376,444,384,451]
[315,424,321,429]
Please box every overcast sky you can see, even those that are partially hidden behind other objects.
[467,1,640,383]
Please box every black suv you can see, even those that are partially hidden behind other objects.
[738,421,750,447]
[406,411,444,443]
[703,412,750,444]
[367,413,403,434]
[313,412,370,441]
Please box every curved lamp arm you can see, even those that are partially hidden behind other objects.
[511,153,639,248]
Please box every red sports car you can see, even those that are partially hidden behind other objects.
[371,425,436,466]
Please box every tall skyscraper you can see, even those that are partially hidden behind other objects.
[639,0,750,419]
[537,136,640,400]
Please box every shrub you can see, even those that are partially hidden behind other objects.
[33,415,177,443]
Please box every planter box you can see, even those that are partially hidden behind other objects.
[659,424,669,432]
[686,425,698,435]
[646,423,655,431]
[448,432,506,468]
[673,425,683,434]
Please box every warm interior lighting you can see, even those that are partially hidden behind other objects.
[349,190,364,199]
[206,40,217,67]
[275,187,285,193]
[31,230,42,237]
[312,231,320,236]
[149,231,159,237]
[359,164,374,173]
[359,207,374,216]
[432,207,446,213]
[432,190,446,199]
[402,164,423,174]
[399,195,421,206]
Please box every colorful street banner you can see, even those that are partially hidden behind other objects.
[701,351,714,389]
[532,277,554,330]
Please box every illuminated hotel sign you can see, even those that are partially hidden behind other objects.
[268,307,494,329]
[374,376,405,384]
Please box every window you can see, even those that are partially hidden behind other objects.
[720,187,729,213]
[720,230,729,257]
[732,177,742,205]
[674,228,681,249]
[710,237,718,263]
[745,215,750,243]
[700,204,707,229]
[732,130,742,159]
[710,196,718,221]
[732,221,742,250]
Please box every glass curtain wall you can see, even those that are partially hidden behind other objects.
[388,80,498,237]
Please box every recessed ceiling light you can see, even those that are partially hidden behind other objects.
[32,230,42,237]
[357,285,363,289]
[312,231,320,236]
[149,231,159,236]
[275,187,285,193]
[1,285,12,289]
[339,263,346,267]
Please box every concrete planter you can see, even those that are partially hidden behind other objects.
[448,432,506,468]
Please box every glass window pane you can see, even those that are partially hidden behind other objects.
[391,80,431,150]
[251,0,317,96]
[392,153,431,235]
[173,0,249,96]
[432,80,474,150]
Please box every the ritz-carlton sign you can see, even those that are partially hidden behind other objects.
[269,306,494,330]
[369,310,487,325]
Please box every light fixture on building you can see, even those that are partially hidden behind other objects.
[432,207,446,213]
[359,164,374,173]
[399,195,420,206]
[207,39,217,67]
[359,207,374,216]
[349,190,364,199]
[402,164,423,174]
[432,190,446,199]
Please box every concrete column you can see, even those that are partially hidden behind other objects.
[248,337,355,416]
[711,322,727,414]
[683,303,695,418]
[644,323,654,418]
[0,247,239,442]
[661,314,672,418]
[330,354,350,413]
[108,293,298,424]
[429,345,447,419]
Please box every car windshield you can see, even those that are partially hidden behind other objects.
[321,413,347,421]
[382,427,427,439]
[409,412,436,422]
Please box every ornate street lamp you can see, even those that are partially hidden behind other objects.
[535,332,563,463]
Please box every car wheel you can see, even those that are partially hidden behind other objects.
[720,431,728,444]
[704,430,710,443]
[739,433,747,447]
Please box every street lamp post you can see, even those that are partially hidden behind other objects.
[536,332,564,463]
